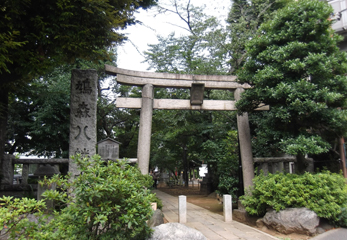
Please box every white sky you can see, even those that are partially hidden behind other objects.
[117,0,231,72]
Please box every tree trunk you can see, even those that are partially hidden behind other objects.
[183,146,188,188]
[0,88,9,183]
[295,153,308,174]
[339,137,347,178]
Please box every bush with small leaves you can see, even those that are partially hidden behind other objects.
[0,196,47,239]
[335,207,347,227]
[148,194,163,210]
[0,154,155,239]
[241,171,347,223]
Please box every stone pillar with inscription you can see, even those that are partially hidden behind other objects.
[235,88,254,192]
[69,70,98,177]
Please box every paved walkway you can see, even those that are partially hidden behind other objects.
[310,228,347,240]
[152,190,278,240]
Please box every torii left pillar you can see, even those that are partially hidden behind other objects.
[137,84,154,175]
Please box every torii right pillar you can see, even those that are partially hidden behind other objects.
[137,84,154,175]
[235,88,254,192]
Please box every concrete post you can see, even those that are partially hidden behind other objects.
[235,88,255,192]
[261,163,269,175]
[22,164,29,184]
[278,162,284,172]
[69,70,98,177]
[223,194,232,222]
[284,162,290,173]
[34,164,59,212]
[179,195,187,223]
[137,84,154,175]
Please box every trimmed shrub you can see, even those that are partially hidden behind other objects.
[335,207,347,227]
[241,171,347,222]
[149,194,163,210]
[0,154,154,239]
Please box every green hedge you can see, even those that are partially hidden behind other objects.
[0,154,154,239]
[241,171,347,222]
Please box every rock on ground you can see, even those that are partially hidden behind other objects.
[148,209,164,227]
[149,223,206,240]
[262,208,319,235]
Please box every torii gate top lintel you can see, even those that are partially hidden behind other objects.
[105,64,250,90]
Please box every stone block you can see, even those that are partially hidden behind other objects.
[1,154,15,185]
[262,208,320,235]
[149,223,206,240]
[223,194,232,222]
[69,69,97,177]
[148,209,164,228]
[21,164,29,185]
[179,195,187,223]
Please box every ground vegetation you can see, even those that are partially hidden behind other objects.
[0,154,155,239]
[241,171,347,225]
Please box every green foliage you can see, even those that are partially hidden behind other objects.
[0,196,46,238]
[0,154,154,239]
[148,194,163,210]
[226,0,292,73]
[215,131,239,199]
[0,0,157,81]
[241,172,347,222]
[335,207,347,227]
[143,2,240,190]
[5,57,133,158]
[217,176,238,199]
[145,3,228,74]
[236,0,347,159]
[0,0,157,159]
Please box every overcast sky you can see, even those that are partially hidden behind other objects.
[117,0,231,72]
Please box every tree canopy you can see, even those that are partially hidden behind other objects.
[236,0,347,171]
[226,0,292,73]
[1,0,157,86]
[5,55,146,159]
[142,1,240,191]
[0,0,157,159]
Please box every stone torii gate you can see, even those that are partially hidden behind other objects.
[105,65,268,190]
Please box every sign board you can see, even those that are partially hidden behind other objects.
[97,138,121,161]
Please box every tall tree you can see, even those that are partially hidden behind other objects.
[143,1,239,189]
[145,1,228,74]
[6,67,71,158]
[0,0,157,164]
[5,56,142,158]
[236,0,347,172]
[226,0,292,73]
